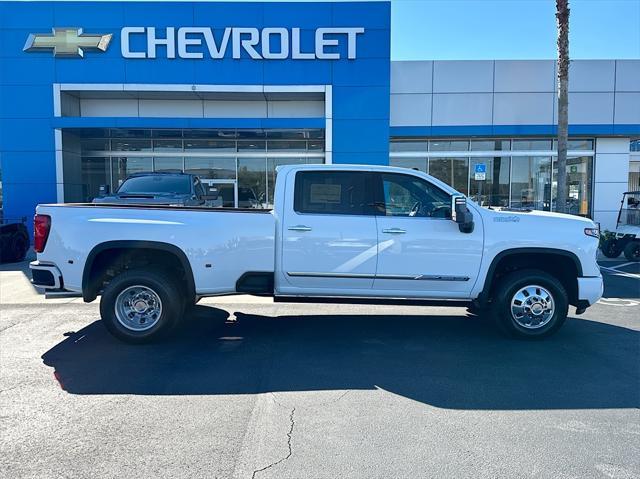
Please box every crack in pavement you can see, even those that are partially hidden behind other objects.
[251,408,295,479]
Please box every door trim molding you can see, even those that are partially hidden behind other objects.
[286,272,470,281]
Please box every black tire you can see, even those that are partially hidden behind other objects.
[601,238,622,258]
[0,233,28,263]
[623,241,640,262]
[490,269,569,339]
[100,269,184,344]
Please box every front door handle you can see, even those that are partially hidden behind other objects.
[288,225,312,232]
[382,228,406,234]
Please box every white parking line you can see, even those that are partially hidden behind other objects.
[599,266,640,280]
[611,262,638,270]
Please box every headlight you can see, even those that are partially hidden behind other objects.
[584,227,600,238]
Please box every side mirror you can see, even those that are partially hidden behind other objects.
[98,184,110,196]
[451,195,474,233]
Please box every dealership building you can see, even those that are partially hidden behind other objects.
[1,0,639,232]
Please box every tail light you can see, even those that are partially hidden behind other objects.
[34,214,51,253]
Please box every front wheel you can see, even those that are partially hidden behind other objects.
[600,238,622,258]
[623,241,640,262]
[100,269,184,343]
[491,269,568,339]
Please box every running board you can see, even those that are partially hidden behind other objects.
[274,296,471,307]
[45,289,82,299]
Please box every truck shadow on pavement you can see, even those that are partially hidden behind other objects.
[42,306,639,410]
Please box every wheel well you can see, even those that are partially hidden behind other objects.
[83,243,195,303]
[484,252,580,306]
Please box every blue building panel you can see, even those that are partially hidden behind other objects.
[0,1,391,224]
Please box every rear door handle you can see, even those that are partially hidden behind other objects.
[288,225,312,232]
[382,228,406,234]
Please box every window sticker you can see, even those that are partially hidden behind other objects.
[309,184,341,203]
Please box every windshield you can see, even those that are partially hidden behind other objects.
[117,175,191,195]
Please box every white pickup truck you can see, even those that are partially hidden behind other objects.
[30,164,603,343]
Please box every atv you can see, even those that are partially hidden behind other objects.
[600,191,640,262]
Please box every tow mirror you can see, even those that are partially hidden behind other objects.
[451,195,474,233]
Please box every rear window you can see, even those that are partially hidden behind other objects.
[117,175,191,195]
[294,171,372,215]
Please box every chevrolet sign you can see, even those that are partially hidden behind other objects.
[24,26,365,60]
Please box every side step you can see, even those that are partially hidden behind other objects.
[45,289,83,299]
[274,296,471,307]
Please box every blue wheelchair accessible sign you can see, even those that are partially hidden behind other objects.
[474,163,486,180]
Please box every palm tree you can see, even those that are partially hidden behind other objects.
[555,0,570,213]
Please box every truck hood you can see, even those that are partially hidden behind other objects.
[489,207,595,225]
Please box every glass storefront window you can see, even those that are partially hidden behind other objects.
[430,140,468,152]
[267,157,307,206]
[112,157,153,188]
[469,157,510,207]
[238,158,267,208]
[552,139,594,151]
[153,139,182,152]
[390,141,428,152]
[470,140,510,151]
[552,156,593,216]
[238,140,266,151]
[112,139,152,152]
[154,157,183,172]
[184,139,236,152]
[268,140,307,152]
[428,157,469,195]
[80,138,110,152]
[390,158,427,173]
[512,139,552,151]
[110,129,151,139]
[510,156,552,211]
[184,157,235,179]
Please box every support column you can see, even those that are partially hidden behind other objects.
[593,137,630,231]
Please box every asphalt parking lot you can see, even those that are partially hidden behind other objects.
[1,256,639,478]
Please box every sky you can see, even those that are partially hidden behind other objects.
[391,0,640,60]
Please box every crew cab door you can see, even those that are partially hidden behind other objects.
[279,170,378,294]
[372,172,483,297]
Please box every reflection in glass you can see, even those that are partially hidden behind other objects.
[389,158,427,173]
[512,139,552,151]
[238,158,267,208]
[154,157,183,172]
[112,139,152,152]
[470,140,510,151]
[430,140,468,152]
[153,139,182,152]
[80,157,110,202]
[469,157,510,207]
[428,157,469,194]
[267,157,307,207]
[552,156,593,216]
[390,141,428,152]
[112,157,153,188]
[184,158,235,179]
[184,139,235,152]
[510,156,552,211]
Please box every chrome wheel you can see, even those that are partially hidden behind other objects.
[114,285,163,332]
[510,285,555,329]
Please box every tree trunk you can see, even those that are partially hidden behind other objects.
[556,0,570,213]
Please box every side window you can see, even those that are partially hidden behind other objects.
[380,173,452,218]
[294,171,372,216]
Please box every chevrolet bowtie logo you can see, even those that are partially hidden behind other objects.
[23,28,112,57]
